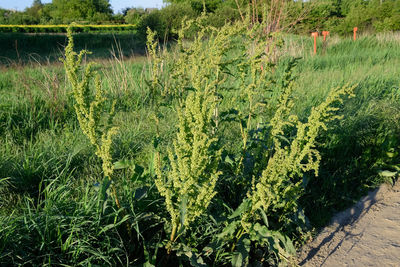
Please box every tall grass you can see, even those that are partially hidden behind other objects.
[1,20,400,265]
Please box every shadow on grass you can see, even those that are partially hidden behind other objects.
[0,32,146,66]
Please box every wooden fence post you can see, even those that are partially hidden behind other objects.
[353,27,358,41]
[322,31,329,42]
[311,32,318,55]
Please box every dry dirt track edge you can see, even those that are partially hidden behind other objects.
[297,181,400,267]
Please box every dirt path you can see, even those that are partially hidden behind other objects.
[298,181,400,266]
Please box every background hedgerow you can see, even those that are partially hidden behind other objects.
[0,24,137,33]
[3,0,400,36]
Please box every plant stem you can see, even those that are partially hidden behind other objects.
[111,183,132,240]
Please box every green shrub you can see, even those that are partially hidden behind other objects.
[137,3,198,41]
[206,5,240,28]
[124,8,146,25]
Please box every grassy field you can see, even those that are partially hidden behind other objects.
[1,25,400,265]
[0,32,146,66]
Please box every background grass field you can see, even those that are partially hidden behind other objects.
[0,32,146,66]
[1,32,400,265]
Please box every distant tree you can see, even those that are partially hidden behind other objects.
[25,0,43,23]
[39,3,54,24]
[160,2,198,34]
[302,0,340,31]
[136,2,198,40]
[49,0,113,23]
[124,8,146,24]
[164,0,225,12]
[0,9,10,24]
[339,0,365,16]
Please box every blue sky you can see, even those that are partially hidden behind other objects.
[0,0,165,13]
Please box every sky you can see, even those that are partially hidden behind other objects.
[0,0,165,13]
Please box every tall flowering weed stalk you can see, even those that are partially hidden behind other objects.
[148,9,286,255]
[146,14,246,103]
[62,27,121,210]
[224,76,356,264]
[247,84,356,225]
[148,7,356,264]
[147,9,280,133]
[151,14,246,249]
[155,90,221,247]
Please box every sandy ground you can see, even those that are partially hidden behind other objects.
[297,181,400,267]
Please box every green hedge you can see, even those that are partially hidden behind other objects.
[0,24,137,33]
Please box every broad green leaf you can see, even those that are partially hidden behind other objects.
[142,261,155,267]
[113,159,135,170]
[229,198,251,219]
[217,221,240,239]
[379,170,397,177]
[231,252,244,267]
[258,207,269,227]
[224,155,235,165]
[231,236,250,267]
[386,151,396,158]
[176,244,207,267]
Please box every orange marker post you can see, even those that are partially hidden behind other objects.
[311,32,318,55]
[353,27,358,41]
[322,31,329,42]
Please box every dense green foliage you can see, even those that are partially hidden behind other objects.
[293,0,400,35]
[0,0,113,24]
[0,24,136,33]
[1,8,400,264]
[2,0,400,37]
[50,0,113,23]
[124,0,400,39]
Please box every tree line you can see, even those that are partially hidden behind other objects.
[1,0,400,36]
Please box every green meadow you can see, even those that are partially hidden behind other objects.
[0,32,145,65]
[1,26,400,265]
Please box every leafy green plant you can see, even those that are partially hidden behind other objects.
[148,11,271,254]
[61,27,122,212]
[146,7,357,264]
[217,83,356,265]
[248,83,356,222]
[155,89,221,249]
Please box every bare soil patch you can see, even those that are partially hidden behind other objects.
[298,181,400,266]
